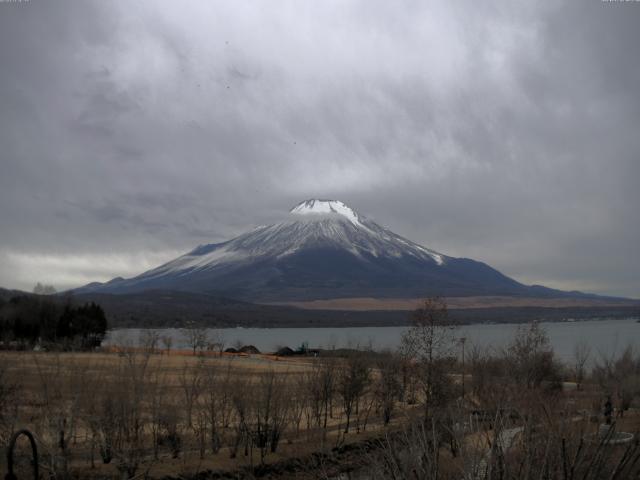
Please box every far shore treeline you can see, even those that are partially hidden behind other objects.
[0,293,107,349]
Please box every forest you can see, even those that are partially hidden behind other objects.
[0,294,108,350]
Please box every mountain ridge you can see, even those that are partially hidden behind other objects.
[73,199,614,302]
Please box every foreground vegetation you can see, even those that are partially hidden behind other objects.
[1,299,639,479]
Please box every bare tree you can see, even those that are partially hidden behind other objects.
[0,357,19,446]
[364,408,640,479]
[229,376,250,460]
[251,369,291,462]
[147,369,165,461]
[401,298,457,419]
[305,363,323,431]
[201,362,225,454]
[303,356,337,444]
[508,322,560,390]
[288,375,309,438]
[158,410,182,459]
[179,359,203,429]
[593,345,640,417]
[375,352,402,425]
[614,346,640,417]
[208,330,226,356]
[161,335,173,355]
[338,352,370,433]
[104,351,152,479]
[573,340,591,391]
[140,329,160,354]
[33,354,96,479]
[468,345,513,413]
[183,323,209,355]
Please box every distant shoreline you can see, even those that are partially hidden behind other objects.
[103,304,640,329]
[266,295,640,311]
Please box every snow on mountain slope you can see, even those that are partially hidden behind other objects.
[142,199,445,277]
[76,199,551,301]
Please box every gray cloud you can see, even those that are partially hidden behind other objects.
[0,0,638,297]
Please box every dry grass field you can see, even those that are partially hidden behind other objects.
[1,317,640,480]
[269,296,640,311]
[0,349,419,479]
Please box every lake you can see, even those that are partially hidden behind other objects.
[104,317,640,364]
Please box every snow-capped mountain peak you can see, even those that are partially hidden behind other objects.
[76,199,542,301]
[290,199,363,227]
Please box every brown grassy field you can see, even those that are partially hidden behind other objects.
[268,295,640,311]
[0,349,418,479]
[2,330,640,480]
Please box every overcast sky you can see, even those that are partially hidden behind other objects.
[0,1,639,298]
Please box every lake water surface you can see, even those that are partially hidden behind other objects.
[105,317,640,364]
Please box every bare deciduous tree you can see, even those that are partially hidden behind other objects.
[183,323,209,355]
[147,371,163,461]
[338,352,370,433]
[0,357,19,446]
[375,352,402,425]
[364,407,640,480]
[140,329,160,354]
[201,362,226,454]
[401,298,457,419]
[309,358,336,437]
[179,359,203,429]
[573,340,591,390]
[508,322,560,390]
[33,354,93,478]
[208,330,226,356]
[108,352,152,479]
[593,345,640,417]
[161,335,173,355]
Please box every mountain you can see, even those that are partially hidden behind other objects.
[75,199,600,302]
